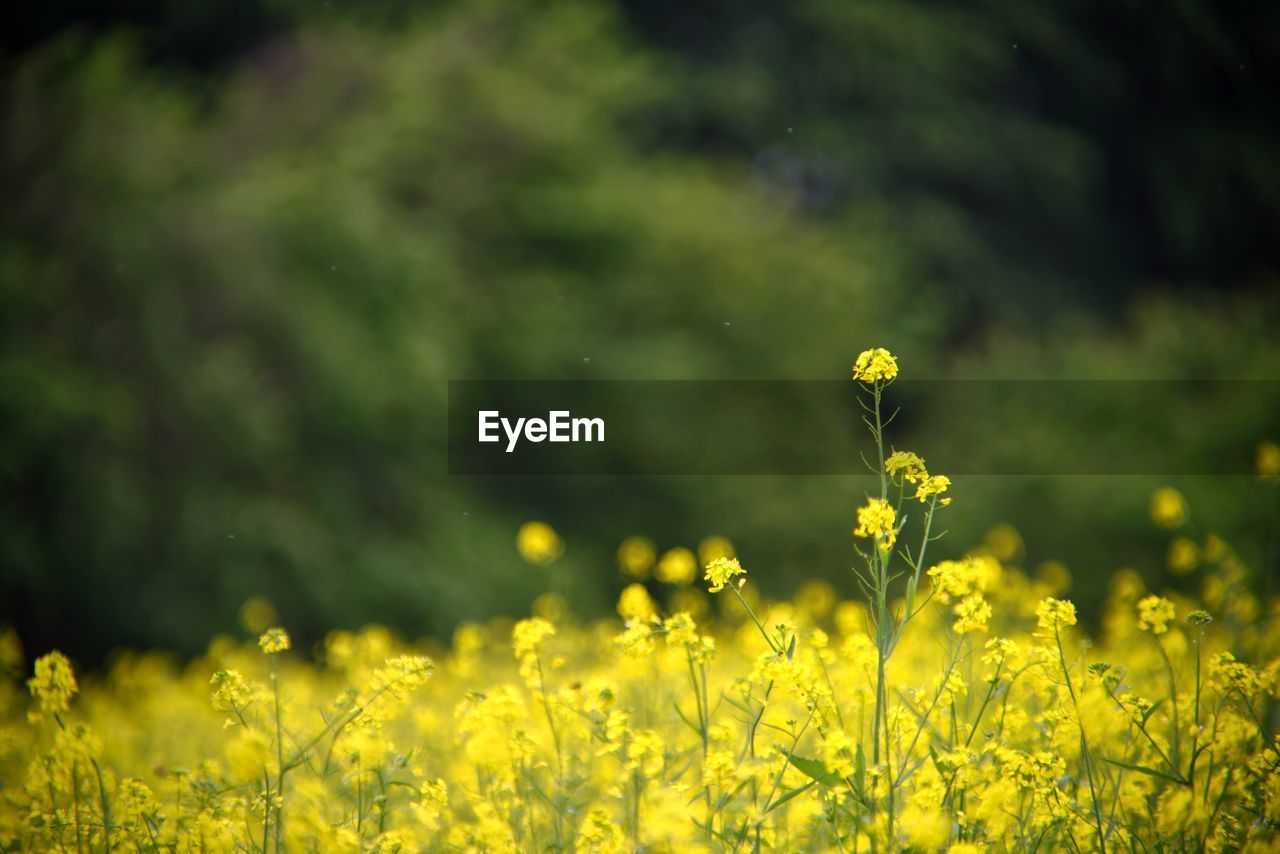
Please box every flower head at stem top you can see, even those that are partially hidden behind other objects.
[852,348,898,385]
[704,557,746,593]
[28,651,77,717]
[258,628,291,655]
[1137,595,1176,635]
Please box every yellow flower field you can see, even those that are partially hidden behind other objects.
[2,351,1278,852]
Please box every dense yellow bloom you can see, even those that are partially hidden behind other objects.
[852,347,899,383]
[928,557,985,603]
[616,536,656,579]
[853,498,897,546]
[1035,597,1077,633]
[27,651,77,717]
[2,348,1277,853]
[1137,595,1177,635]
[954,593,992,634]
[704,556,746,592]
[1149,487,1189,529]
[517,520,564,565]
[258,627,291,655]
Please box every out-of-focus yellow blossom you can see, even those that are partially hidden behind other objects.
[704,556,745,592]
[954,594,992,634]
[698,535,735,566]
[516,520,564,565]
[1149,486,1189,529]
[795,580,836,618]
[654,546,697,585]
[983,522,1025,562]
[1035,597,1077,633]
[258,627,291,655]
[1166,536,1200,574]
[853,497,897,546]
[532,590,569,622]
[1034,559,1072,594]
[616,536,656,579]
[1257,439,1280,481]
[239,597,279,634]
[616,583,656,621]
[1137,595,1177,635]
[27,651,77,717]
[852,347,898,383]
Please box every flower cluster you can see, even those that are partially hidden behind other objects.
[853,497,898,546]
[1,349,1275,852]
[852,347,899,384]
[703,556,745,592]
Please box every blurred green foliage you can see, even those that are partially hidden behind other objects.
[2,0,1278,659]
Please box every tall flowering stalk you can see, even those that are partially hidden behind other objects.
[851,347,952,840]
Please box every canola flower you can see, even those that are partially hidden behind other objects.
[853,497,898,546]
[1150,486,1189,529]
[852,347,899,384]
[703,556,745,592]
[517,520,564,565]
[3,350,1280,852]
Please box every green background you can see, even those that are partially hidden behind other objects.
[3,0,1279,661]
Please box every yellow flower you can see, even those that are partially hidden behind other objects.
[853,498,898,546]
[654,547,697,585]
[1149,487,1188,529]
[953,593,992,634]
[885,450,926,483]
[517,521,564,565]
[852,347,899,384]
[915,474,951,503]
[614,620,655,658]
[1035,597,1077,633]
[1137,595,1176,635]
[704,556,745,593]
[238,597,278,634]
[697,535,735,566]
[616,583,656,621]
[984,523,1024,561]
[28,651,77,717]
[616,536,656,579]
[258,627,291,655]
[1166,536,1199,575]
[1258,440,1280,482]
[512,618,556,661]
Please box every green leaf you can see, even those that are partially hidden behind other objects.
[785,751,841,785]
[765,779,819,813]
[1139,698,1164,729]
[929,745,945,775]
[1103,757,1188,786]
[671,702,701,736]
